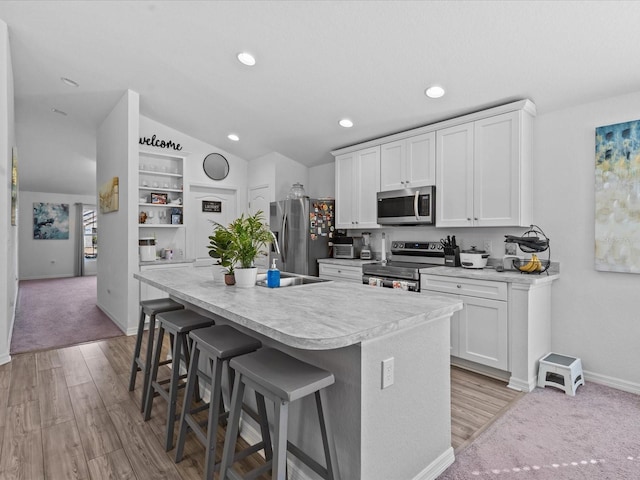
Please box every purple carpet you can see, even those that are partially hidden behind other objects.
[10,276,123,354]
[439,382,640,479]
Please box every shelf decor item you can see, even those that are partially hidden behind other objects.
[151,192,168,205]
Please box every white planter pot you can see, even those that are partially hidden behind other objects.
[234,267,257,288]
[212,264,227,283]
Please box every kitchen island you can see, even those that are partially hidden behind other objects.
[134,266,462,480]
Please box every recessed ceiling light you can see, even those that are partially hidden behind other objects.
[60,77,79,87]
[425,85,445,99]
[339,118,354,128]
[227,133,240,142]
[237,52,256,66]
[52,108,67,116]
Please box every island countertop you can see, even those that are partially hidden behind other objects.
[134,266,462,350]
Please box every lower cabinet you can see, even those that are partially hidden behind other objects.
[422,275,508,371]
[318,263,363,283]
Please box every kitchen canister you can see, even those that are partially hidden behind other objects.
[139,237,156,262]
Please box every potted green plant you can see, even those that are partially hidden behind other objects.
[207,225,236,285]
[227,210,273,288]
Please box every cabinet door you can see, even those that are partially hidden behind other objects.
[458,295,508,370]
[354,146,381,229]
[335,152,356,228]
[380,140,406,192]
[406,132,436,188]
[474,111,521,226]
[318,263,363,283]
[436,123,474,227]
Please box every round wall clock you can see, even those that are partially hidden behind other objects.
[203,153,229,180]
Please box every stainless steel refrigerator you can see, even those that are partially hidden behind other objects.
[269,198,334,276]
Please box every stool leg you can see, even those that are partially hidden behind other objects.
[219,374,246,480]
[272,399,289,480]
[144,326,165,421]
[140,314,157,411]
[316,390,339,480]
[255,391,273,462]
[128,307,146,391]
[204,356,224,480]
[165,331,183,451]
[175,342,201,463]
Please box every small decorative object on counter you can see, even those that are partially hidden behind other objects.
[287,182,306,199]
[506,224,551,274]
[267,258,280,288]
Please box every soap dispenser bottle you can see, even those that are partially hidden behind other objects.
[267,258,280,288]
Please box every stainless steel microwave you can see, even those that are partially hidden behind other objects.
[376,186,435,225]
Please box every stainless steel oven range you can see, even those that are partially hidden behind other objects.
[362,240,445,292]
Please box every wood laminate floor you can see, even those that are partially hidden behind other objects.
[0,334,522,479]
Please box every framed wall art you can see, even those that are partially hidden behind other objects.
[33,203,69,239]
[11,147,18,226]
[99,176,119,213]
[595,119,640,273]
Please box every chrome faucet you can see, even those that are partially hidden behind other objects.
[269,230,281,255]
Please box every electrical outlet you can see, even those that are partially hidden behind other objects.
[381,357,394,389]
[483,240,492,254]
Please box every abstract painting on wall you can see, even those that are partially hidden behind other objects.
[33,203,70,240]
[595,119,640,273]
[99,176,119,213]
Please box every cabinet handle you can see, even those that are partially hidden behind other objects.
[467,218,471,221]
[457,284,462,288]
[474,217,478,221]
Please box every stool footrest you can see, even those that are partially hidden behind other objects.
[288,440,329,479]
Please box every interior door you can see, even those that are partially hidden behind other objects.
[188,185,237,265]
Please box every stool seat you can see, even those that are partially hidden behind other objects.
[230,348,335,402]
[190,325,262,360]
[157,309,215,333]
[141,298,184,316]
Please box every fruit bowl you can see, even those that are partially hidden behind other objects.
[512,255,551,274]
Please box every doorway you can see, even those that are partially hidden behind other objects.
[83,205,98,275]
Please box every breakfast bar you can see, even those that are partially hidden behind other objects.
[134,266,463,480]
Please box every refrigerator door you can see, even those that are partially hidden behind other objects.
[283,198,309,275]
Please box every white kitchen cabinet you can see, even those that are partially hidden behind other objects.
[380,132,436,192]
[436,109,533,227]
[335,146,380,229]
[318,263,362,283]
[422,275,508,371]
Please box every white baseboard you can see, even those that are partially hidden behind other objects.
[584,369,640,395]
[19,273,75,280]
[96,302,128,334]
[0,352,11,366]
[412,446,455,480]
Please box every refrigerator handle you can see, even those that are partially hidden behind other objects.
[281,211,288,264]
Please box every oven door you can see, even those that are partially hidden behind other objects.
[362,275,420,292]
[377,186,434,225]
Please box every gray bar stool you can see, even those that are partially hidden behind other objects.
[174,325,268,480]
[128,298,184,411]
[219,348,340,480]
[143,309,214,451]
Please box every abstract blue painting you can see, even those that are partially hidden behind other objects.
[33,203,70,240]
[595,119,640,273]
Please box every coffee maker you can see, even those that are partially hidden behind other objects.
[360,232,372,260]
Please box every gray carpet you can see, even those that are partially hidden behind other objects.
[10,276,123,354]
[439,382,640,479]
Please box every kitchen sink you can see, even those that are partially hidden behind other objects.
[255,272,330,288]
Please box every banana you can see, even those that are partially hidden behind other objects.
[519,255,538,272]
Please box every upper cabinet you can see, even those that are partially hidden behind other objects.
[436,109,534,227]
[380,132,436,192]
[335,146,381,229]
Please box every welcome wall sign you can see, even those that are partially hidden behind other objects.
[139,134,183,151]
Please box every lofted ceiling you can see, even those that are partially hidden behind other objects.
[2,0,640,195]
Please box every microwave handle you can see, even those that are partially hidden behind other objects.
[414,191,420,221]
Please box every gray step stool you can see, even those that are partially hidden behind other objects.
[143,309,215,451]
[219,348,339,480]
[174,325,265,480]
[538,352,584,396]
[128,298,184,411]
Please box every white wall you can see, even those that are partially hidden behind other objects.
[308,162,335,199]
[96,90,139,334]
[534,92,640,391]
[18,191,96,280]
[0,19,17,365]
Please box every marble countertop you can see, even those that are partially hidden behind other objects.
[317,258,379,267]
[139,258,195,267]
[421,265,560,285]
[134,267,462,350]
